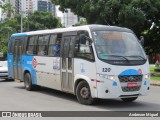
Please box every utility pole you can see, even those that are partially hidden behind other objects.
[21,12,23,33]
[21,0,23,33]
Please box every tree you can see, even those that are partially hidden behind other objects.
[74,19,87,26]
[0,11,62,58]
[51,0,160,54]
[23,11,62,31]
[0,3,14,18]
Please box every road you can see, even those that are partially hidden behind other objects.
[0,79,160,119]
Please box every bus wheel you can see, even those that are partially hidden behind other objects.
[76,81,94,105]
[121,97,138,102]
[24,73,34,91]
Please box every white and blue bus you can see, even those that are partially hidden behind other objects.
[8,25,150,104]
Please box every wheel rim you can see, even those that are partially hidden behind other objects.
[80,87,89,99]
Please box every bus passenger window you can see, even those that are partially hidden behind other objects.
[37,35,49,56]
[27,46,33,54]
[26,36,37,55]
[53,39,61,57]
[48,34,57,56]
[48,34,62,57]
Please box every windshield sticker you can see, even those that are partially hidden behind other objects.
[103,33,122,40]
[80,63,85,73]
[53,58,60,70]
[93,32,97,36]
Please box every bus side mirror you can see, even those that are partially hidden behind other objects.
[139,36,144,45]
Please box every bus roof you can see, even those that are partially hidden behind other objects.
[10,25,132,37]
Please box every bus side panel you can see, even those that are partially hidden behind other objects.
[74,58,98,98]
[8,54,14,78]
[22,55,37,84]
[32,56,61,91]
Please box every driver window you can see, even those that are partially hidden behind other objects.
[74,33,94,61]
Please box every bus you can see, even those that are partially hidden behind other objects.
[8,25,150,105]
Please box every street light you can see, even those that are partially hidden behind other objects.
[27,11,32,32]
[21,9,32,33]
[21,11,23,33]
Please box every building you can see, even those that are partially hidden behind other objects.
[32,0,55,16]
[3,0,21,17]
[0,0,5,20]
[3,0,55,17]
[38,0,47,11]
[21,0,33,16]
[62,9,78,27]
[15,0,21,14]
[48,0,55,16]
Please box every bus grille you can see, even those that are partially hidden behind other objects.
[121,86,141,92]
[118,75,142,82]
[118,75,143,92]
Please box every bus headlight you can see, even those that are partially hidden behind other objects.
[99,74,116,81]
[108,75,116,81]
[144,74,150,79]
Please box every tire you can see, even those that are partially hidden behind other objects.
[121,97,138,102]
[24,73,34,91]
[76,81,95,105]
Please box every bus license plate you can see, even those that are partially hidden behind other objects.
[127,82,138,88]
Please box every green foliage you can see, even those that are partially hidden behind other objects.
[0,11,62,57]
[52,0,160,55]
[151,76,160,81]
[23,11,61,31]
[155,61,160,68]
[74,19,87,26]
[0,3,14,18]
[24,11,59,31]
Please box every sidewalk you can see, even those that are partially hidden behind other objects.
[150,80,160,86]
[149,64,160,86]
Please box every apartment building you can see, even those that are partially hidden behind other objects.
[32,0,55,16]
[0,0,5,20]
[62,9,78,27]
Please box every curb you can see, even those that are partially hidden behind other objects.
[150,80,160,86]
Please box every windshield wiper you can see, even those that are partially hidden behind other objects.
[108,55,129,62]
[126,56,146,60]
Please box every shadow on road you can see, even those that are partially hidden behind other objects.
[0,79,14,82]
[14,85,160,111]
[40,87,77,102]
[15,85,77,103]
[94,99,145,109]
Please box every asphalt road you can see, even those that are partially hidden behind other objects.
[0,79,160,119]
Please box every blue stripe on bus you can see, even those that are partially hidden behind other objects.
[22,55,37,84]
[11,33,27,37]
[8,54,37,84]
[119,69,139,76]
[8,54,14,78]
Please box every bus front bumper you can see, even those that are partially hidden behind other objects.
[94,79,150,99]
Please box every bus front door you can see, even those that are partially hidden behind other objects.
[13,39,23,80]
[61,36,75,93]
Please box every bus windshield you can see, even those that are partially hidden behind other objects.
[92,31,146,61]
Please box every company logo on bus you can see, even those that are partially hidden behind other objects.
[32,58,37,68]
[138,69,142,74]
